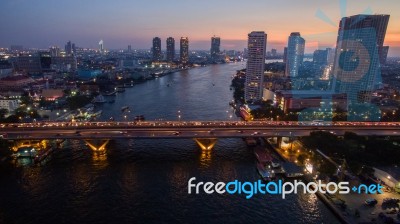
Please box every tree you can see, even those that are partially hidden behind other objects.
[0,109,8,119]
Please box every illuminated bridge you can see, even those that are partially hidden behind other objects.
[1,121,400,151]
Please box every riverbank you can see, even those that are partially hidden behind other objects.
[265,138,352,224]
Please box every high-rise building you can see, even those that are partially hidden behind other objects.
[285,32,305,77]
[380,46,389,65]
[166,37,175,62]
[99,40,104,53]
[180,37,189,65]
[210,36,221,61]
[326,48,335,65]
[152,37,162,61]
[65,41,73,55]
[271,49,277,57]
[72,43,76,54]
[313,49,328,66]
[333,14,390,103]
[128,45,132,53]
[243,48,248,59]
[49,46,61,57]
[245,31,267,102]
[283,47,288,63]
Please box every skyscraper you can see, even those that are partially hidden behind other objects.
[128,45,132,52]
[49,46,60,57]
[245,31,267,102]
[285,32,305,77]
[166,37,175,62]
[333,14,390,103]
[180,37,189,65]
[99,40,104,53]
[210,36,221,62]
[380,46,389,65]
[283,47,287,63]
[152,37,162,61]
[313,49,328,66]
[65,41,72,55]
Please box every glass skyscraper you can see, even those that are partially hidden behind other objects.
[285,32,305,77]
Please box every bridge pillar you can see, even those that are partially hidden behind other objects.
[84,139,110,151]
[194,138,217,150]
[277,136,282,148]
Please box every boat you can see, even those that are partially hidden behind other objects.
[124,83,134,88]
[121,106,129,112]
[33,147,54,164]
[116,86,125,93]
[239,105,252,121]
[15,146,37,158]
[254,146,273,163]
[103,90,116,96]
[92,110,102,117]
[257,162,275,181]
[92,94,107,103]
[134,115,145,121]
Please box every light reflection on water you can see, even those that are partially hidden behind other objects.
[0,63,340,223]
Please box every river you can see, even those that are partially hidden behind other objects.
[0,62,339,224]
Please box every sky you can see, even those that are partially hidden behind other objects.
[0,0,399,56]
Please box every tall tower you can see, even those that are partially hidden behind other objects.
[283,47,288,63]
[285,32,305,77]
[166,37,175,62]
[99,40,104,53]
[180,37,189,65]
[245,31,267,102]
[333,14,389,103]
[152,37,162,61]
[210,36,221,62]
[65,41,72,55]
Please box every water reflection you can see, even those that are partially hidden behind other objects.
[199,149,212,168]
[92,151,108,165]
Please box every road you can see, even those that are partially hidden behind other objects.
[1,121,400,140]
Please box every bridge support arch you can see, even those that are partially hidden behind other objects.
[84,139,110,151]
[194,138,217,150]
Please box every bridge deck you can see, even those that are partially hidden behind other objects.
[1,121,400,140]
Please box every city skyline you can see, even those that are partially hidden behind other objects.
[0,0,399,56]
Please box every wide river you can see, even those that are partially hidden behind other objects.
[0,62,339,224]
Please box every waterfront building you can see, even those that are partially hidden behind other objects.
[180,37,189,65]
[152,37,162,61]
[210,36,221,62]
[332,14,390,103]
[244,31,267,102]
[166,37,175,62]
[285,32,305,77]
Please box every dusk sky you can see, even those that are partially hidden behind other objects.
[1,0,399,56]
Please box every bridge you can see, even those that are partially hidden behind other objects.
[2,120,400,151]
